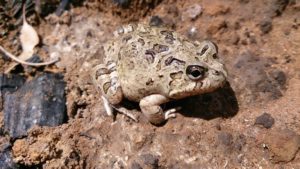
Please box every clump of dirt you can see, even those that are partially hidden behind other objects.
[1,0,300,168]
[84,0,162,22]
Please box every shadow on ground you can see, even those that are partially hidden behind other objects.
[174,82,239,120]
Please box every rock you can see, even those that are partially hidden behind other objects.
[268,0,290,17]
[259,19,273,34]
[149,16,163,27]
[255,113,275,129]
[4,73,66,138]
[141,154,159,168]
[187,26,198,39]
[181,4,202,21]
[264,129,300,162]
[12,130,59,165]
[234,134,246,151]
[0,74,26,110]
[233,51,285,100]
[269,70,286,89]
[0,138,17,169]
[131,162,142,169]
[217,132,246,154]
[113,0,131,8]
[0,147,17,169]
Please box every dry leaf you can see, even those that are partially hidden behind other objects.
[19,4,39,60]
[1,5,59,73]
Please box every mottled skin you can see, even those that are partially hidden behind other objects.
[91,24,227,125]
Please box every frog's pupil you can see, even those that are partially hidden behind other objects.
[186,65,205,80]
[191,70,201,77]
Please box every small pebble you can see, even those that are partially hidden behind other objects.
[270,70,286,88]
[255,113,275,129]
[141,154,159,168]
[259,19,273,34]
[264,129,300,162]
[149,16,163,27]
[187,26,198,39]
[181,4,202,21]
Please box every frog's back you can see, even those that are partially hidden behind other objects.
[104,24,178,62]
[102,24,184,101]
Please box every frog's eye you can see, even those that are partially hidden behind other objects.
[186,65,206,80]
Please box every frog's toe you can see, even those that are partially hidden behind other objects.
[114,106,139,122]
[164,107,181,120]
[101,96,114,116]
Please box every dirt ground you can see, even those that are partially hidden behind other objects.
[1,0,300,168]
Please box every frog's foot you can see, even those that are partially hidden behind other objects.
[101,96,138,122]
[140,94,179,125]
[164,107,181,120]
[114,106,139,122]
[101,96,114,116]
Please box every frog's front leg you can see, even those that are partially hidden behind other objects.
[92,62,137,121]
[139,94,179,125]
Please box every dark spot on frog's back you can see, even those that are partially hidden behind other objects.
[145,49,155,63]
[138,38,145,45]
[103,82,111,94]
[197,45,209,56]
[131,43,137,51]
[122,35,132,42]
[165,56,186,66]
[95,68,109,79]
[160,30,176,44]
[153,44,169,53]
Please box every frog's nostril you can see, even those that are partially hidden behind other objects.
[213,70,220,75]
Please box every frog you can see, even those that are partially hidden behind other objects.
[91,23,228,125]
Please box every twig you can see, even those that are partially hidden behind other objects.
[0,45,59,66]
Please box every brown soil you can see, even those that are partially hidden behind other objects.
[1,0,300,168]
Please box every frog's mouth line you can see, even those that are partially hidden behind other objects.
[169,82,202,99]
[169,78,226,99]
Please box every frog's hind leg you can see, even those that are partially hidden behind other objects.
[139,94,180,125]
[92,62,123,105]
[92,62,138,122]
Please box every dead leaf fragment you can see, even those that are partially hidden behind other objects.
[1,5,59,73]
[19,5,39,60]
